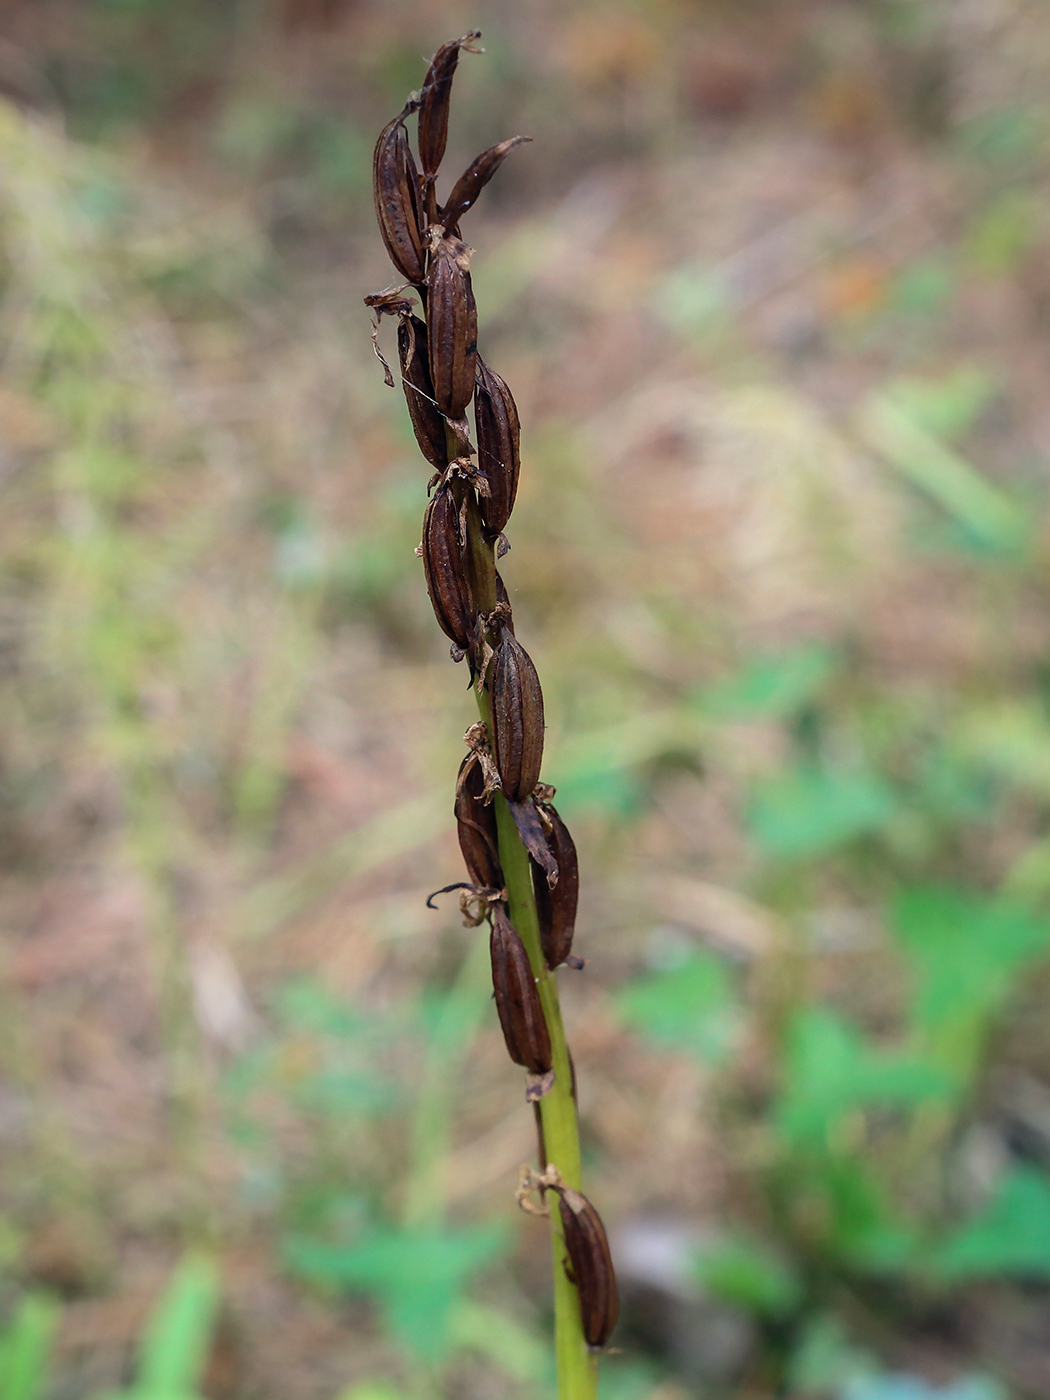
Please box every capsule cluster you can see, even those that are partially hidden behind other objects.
[367,31,617,1352]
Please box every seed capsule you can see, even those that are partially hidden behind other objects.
[555,1186,619,1350]
[491,631,544,802]
[532,803,579,969]
[418,32,482,178]
[421,486,473,649]
[373,109,425,284]
[427,235,478,417]
[442,136,532,230]
[474,356,520,536]
[455,754,503,891]
[490,906,552,1076]
[397,315,446,469]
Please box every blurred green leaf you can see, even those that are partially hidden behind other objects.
[701,645,836,721]
[892,886,1050,1080]
[749,765,895,858]
[933,1166,1050,1280]
[336,1385,407,1400]
[776,1009,950,1148]
[285,1224,507,1360]
[617,951,739,1063]
[888,257,954,316]
[448,1299,549,1383]
[135,1254,221,1400]
[964,190,1041,276]
[861,394,1028,554]
[0,1295,60,1400]
[787,1314,877,1396]
[882,368,995,442]
[695,1235,801,1318]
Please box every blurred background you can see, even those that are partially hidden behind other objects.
[1,1,1050,1397]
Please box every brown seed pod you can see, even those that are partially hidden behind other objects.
[427,235,478,417]
[418,31,482,178]
[373,109,425,284]
[397,315,446,469]
[421,486,473,649]
[455,753,503,891]
[442,136,532,230]
[555,1186,619,1350]
[491,630,544,802]
[474,355,520,536]
[490,905,551,1076]
[532,803,579,969]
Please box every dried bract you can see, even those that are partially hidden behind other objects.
[421,486,474,649]
[475,355,520,536]
[427,234,478,418]
[491,630,544,802]
[418,31,483,178]
[442,136,532,230]
[490,906,552,1077]
[397,315,446,469]
[373,109,425,284]
[455,753,503,890]
[555,1187,619,1350]
[532,802,579,969]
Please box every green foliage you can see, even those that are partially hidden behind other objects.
[701,644,837,721]
[100,1254,221,1400]
[695,1235,801,1318]
[285,1224,507,1361]
[617,950,740,1063]
[775,1009,950,1150]
[933,1166,1050,1281]
[892,887,1050,1082]
[749,764,896,858]
[0,1296,59,1400]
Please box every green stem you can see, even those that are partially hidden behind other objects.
[478,687,598,1400]
[449,422,598,1398]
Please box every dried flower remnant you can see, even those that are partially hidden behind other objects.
[490,905,553,1084]
[455,752,504,892]
[421,486,474,653]
[442,135,533,230]
[373,107,425,285]
[418,31,483,180]
[397,314,447,469]
[532,800,581,969]
[426,233,478,418]
[474,355,521,537]
[491,629,545,803]
[554,1185,620,1350]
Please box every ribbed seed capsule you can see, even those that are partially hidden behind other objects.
[455,754,503,890]
[532,803,579,969]
[421,487,473,649]
[372,110,425,284]
[442,136,532,230]
[397,316,446,469]
[474,355,520,536]
[427,235,478,417]
[491,630,544,802]
[555,1186,619,1350]
[418,32,482,178]
[490,906,551,1076]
